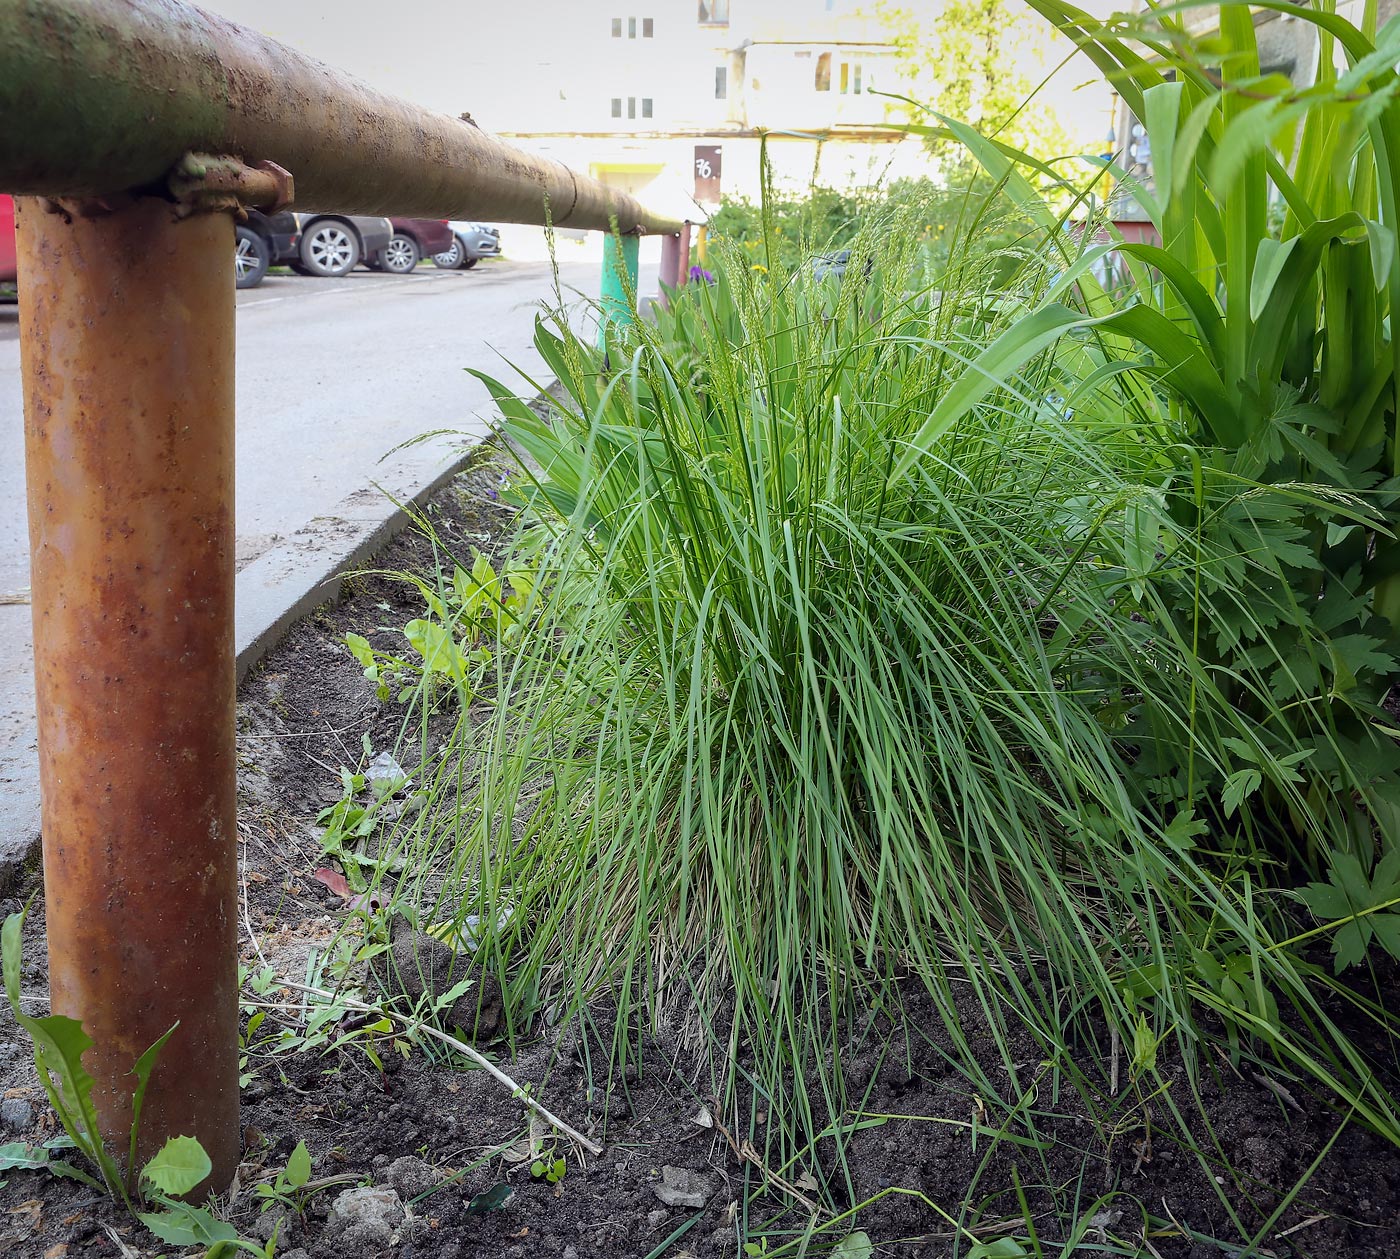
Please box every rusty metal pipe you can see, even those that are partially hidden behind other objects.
[17,195,240,1191]
[659,233,683,302]
[0,0,683,234]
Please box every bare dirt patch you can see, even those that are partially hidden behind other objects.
[2,434,1399,1259]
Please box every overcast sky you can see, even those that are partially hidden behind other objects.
[199,0,490,118]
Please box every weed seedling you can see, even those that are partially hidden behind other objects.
[530,1152,567,1186]
[3,906,275,1256]
[254,1139,313,1214]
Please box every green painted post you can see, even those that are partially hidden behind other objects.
[600,232,640,344]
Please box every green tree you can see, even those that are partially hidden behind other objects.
[874,0,1074,184]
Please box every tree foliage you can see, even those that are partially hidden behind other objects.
[874,0,1075,182]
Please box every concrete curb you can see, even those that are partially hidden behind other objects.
[0,426,510,895]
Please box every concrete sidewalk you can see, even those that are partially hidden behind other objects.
[0,254,665,890]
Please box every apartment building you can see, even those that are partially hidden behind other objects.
[475,0,933,217]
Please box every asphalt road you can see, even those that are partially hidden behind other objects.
[0,253,657,866]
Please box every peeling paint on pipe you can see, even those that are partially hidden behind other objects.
[17,195,241,1193]
[0,0,683,234]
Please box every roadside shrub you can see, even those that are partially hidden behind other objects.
[389,181,1398,1183]
[962,0,1400,952]
[707,171,1038,286]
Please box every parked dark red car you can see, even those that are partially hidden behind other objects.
[373,218,454,274]
[1,195,18,285]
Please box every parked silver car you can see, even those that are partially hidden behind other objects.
[432,221,502,270]
[289,214,393,278]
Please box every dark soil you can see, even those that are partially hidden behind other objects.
[2,425,1399,1259]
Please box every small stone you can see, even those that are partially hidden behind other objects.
[281,1251,310,1259]
[652,1165,713,1209]
[562,1247,579,1259]
[325,1185,405,1246]
[385,1155,437,1201]
[647,1208,670,1230]
[0,1097,34,1132]
[249,1205,298,1246]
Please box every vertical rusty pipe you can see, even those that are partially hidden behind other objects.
[659,233,682,309]
[16,195,240,1191]
[676,223,693,288]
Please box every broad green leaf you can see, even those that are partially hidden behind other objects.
[1366,218,1396,291]
[344,633,375,669]
[1115,242,1224,353]
[1163,810,1209,855]
[1143,80,1184,213]
[1250,237,1300,321]
[831,1232,875,1259]
[139,1201,239,1246]
[0,1141,50,1171]
[141,1134,212,1197]
[2,909,22,1011]
[404,619,467,682]
[26,1017,105,1166]
[284,1139,311,1189]
[967,1239,1031,1258]
[1171,91,1220,202]
[45,1159,106,1189]
[435,974,477,1012]
[465,1182,513,1214]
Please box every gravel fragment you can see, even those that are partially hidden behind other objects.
[385,1154,437,1201]
[652,1165,714,1209]
[0,1097,34,1132]
[321,1185,405,1253]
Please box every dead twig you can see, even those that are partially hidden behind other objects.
[707,1097,821,1216]
[1253,1071,1304,1113]
[1277,1213,1329,1239]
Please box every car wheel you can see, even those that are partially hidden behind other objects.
[432,238,465,270]
[298,220,360,277]
[380,233,420,274]
[234,226,270,289]
[462,256,478,270]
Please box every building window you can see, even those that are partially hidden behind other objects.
[715,65,728,99]
[643,17,654,36]
[815,53,831,92]
[629,16,637,36]
[612,17,621,36]
[839,60,863,94]
[698,0,729,24]
[612,94,654,122]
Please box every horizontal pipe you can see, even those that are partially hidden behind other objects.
[0,0,684,235]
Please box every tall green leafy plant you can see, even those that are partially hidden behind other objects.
[906,0,1400,898]
[390,190,1399,1197]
